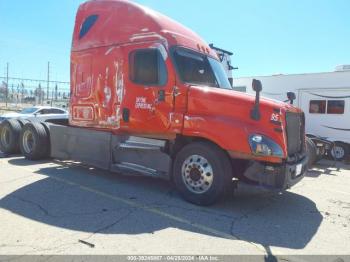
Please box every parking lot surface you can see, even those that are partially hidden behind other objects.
[0,154,349,256]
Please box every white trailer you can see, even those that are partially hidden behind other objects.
[209,44,236,86]
[233,68,350,160]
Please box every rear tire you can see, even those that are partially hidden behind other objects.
[331,142,349,161]
[17,119,30,127]
[0,119,22,154]
[173,142,232,206]
[306,137,317,168]
[20,122,50,160]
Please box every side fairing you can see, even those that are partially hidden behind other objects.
[70,47,125,129]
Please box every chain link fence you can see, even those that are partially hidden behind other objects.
[0,77,70,111]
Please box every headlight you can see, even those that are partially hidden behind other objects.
[249,134,284,157]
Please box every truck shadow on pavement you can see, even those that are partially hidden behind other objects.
[1,157,323,251]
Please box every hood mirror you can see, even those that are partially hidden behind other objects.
[286,92,296,105]
[252,79,262,93]
[250,79,263,121]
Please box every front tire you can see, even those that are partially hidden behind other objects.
[305,137,317,168]
[173,142,232,206]
[0,119,22,154]
[20,122,50,160]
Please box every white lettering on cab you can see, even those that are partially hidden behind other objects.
[135,97,152,110]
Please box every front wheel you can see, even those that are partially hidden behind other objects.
[331,142,349,161]
[173,142,232,206]
[305,137,317,168]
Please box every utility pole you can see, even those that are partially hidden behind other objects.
[55,84,58,101]
[38,83,42,105]
[5,63,9,107]
[21,82,24,104]
[47,61,50,101]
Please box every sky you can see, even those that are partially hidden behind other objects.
[0,0,349,83]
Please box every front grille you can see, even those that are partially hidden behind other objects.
[285,112,305,156]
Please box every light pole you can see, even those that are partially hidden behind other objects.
[5,63,9,107]
[47,62,50,101]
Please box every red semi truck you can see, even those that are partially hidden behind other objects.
[0,0,308,205]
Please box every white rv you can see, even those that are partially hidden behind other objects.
[233,67,350,160]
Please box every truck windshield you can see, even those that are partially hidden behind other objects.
[207,57,232,90]
[174,48,232,90]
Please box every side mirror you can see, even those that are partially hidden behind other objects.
[287,92,296,104]
[252,79,262,93]
[251,79,263,121]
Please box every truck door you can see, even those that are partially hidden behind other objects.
[121,44,176,135]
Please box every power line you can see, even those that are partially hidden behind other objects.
[0,76,69,85]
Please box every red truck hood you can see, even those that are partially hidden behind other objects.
[187,85,301,118]
[185,85,303,159]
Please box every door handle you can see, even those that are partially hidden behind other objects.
[122,108,130,122]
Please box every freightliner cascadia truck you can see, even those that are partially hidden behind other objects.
[0,0,308,205]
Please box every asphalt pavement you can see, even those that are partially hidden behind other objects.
[0,154,349,257]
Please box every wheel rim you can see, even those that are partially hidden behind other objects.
[332,145,345,160]
[181,155,214,194]
[1,127,11,148]
[22,130,35,154]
